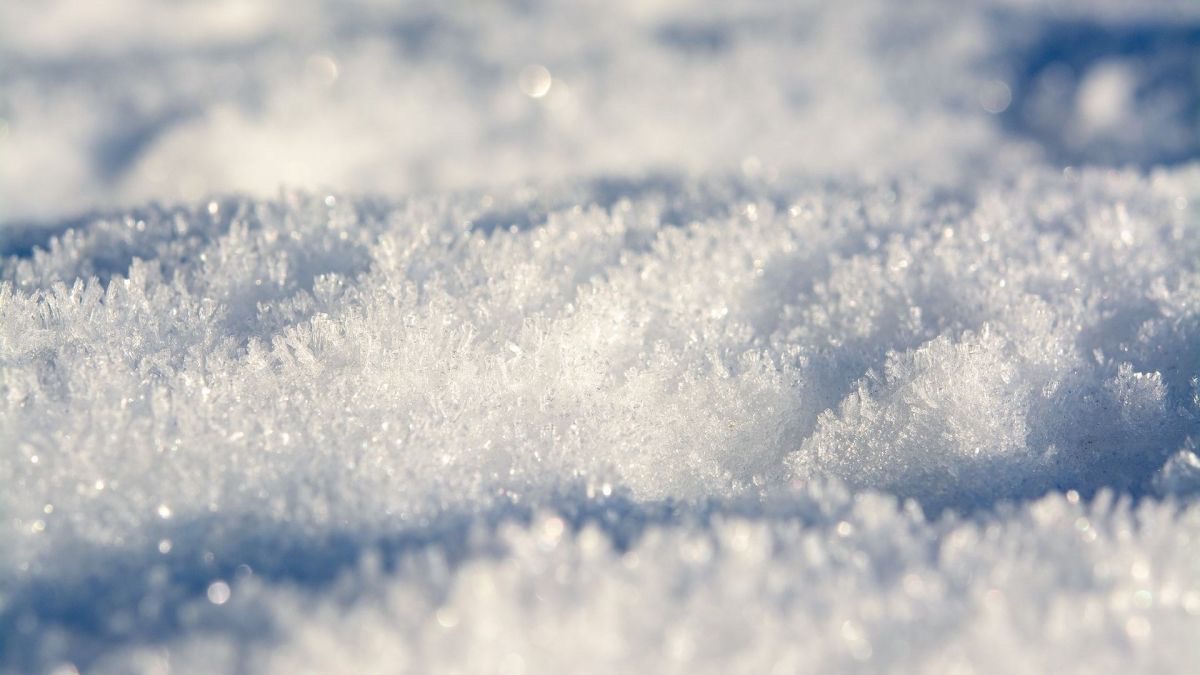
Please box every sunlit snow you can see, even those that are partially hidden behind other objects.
[1,0,1198,673]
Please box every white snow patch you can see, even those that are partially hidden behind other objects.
[2,168,1198,671]
[1,0,1199,672]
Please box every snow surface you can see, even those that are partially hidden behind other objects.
[1,1,1199,673]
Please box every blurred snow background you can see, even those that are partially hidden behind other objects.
[3,0,1197,224]
[1,0,1199,673]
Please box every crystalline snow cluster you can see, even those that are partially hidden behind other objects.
[2,0,1200,672]
[2,169,1198,671]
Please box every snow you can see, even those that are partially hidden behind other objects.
[1,1,1199,673]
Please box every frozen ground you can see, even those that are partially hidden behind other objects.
[1,1,1199,673]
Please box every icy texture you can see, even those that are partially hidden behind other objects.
[2,0,1200,673]
[2,170,1198,671]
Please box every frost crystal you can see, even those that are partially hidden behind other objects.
[2,0,1199,672]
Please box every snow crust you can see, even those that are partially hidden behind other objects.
[1,0,1199,672]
